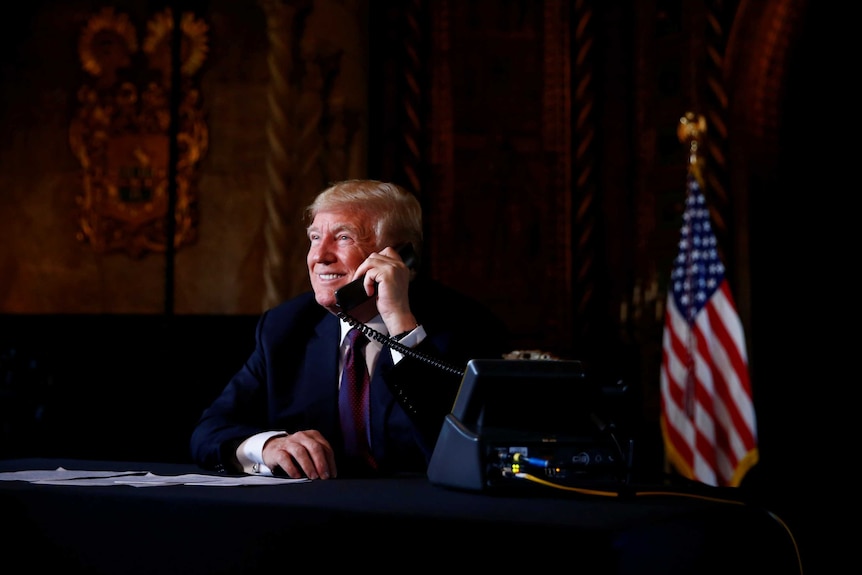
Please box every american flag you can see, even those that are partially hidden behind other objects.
[659,169,759,487]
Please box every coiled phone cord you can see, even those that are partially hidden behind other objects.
[336,311,465,377]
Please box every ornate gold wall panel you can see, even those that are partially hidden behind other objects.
[69,7,208,258]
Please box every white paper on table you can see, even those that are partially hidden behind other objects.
[0,467,145,482]
[0,467,310,487]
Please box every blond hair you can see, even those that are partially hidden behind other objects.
[305,179,423,256]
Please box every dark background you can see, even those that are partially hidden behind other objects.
[1,1,851,573]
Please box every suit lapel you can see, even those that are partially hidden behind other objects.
[369,347,397,461]
[299,314,341,437]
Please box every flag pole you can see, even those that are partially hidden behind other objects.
[677,112,706,421]
[660,111,707,480]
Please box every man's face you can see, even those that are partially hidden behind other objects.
[306,209,375,312]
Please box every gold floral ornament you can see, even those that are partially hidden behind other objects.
[143,8,209,79]
[76,6,138,81]
[69,7,209,258]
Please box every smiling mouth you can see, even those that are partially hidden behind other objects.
[318,273,346,281]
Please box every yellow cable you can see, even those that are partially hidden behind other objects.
[511,472,803,574]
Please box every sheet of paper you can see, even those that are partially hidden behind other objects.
[0,467,310,486]
[0,467,144,482]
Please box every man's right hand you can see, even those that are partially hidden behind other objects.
[262,430,337,479]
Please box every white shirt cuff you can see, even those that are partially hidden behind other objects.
[236,430,287,475]
[390,324,426,363]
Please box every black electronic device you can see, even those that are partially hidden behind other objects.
[334,243,418,311]
[333,247,632,489]
[427,358,630,492]
[333,243,464,376]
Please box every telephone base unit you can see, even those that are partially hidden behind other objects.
[427,415,631,492]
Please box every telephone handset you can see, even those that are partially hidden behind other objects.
[334,243,418,312]
[334,243,463,377]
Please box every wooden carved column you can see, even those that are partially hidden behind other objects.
[428,0,455,254]
[259,0,366,310]
[568,0,597,345]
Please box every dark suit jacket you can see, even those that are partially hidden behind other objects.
[190,276,510,476]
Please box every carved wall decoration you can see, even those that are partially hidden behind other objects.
[69,6,208,258]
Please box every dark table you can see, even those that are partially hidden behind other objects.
[1,458,801,574]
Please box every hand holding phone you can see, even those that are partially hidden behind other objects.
[335,243,417,311]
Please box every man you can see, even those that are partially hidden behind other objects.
[190,179,510,479]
